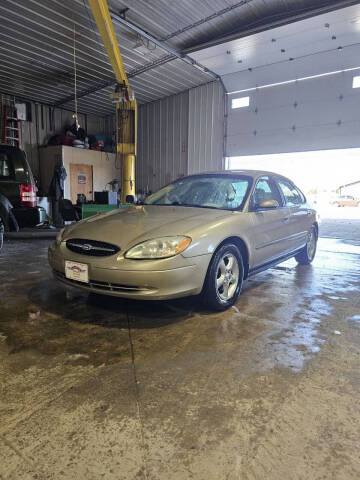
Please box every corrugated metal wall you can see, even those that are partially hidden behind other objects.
[1,81,225,192]
[0,94,114,178]
[188,82,225,174]
[137,91,189,193]
[136,81,225,193]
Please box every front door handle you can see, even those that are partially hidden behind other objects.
[282,216,290,223]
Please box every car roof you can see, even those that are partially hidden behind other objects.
[189,170,292,181]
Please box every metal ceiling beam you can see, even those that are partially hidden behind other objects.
[109,11,222,84]
[55,54,175,106]
[0,89,111,117]
[55,10,226,107]
[184,0,360,53]
[160,0,254,42]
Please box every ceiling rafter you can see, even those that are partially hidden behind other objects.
[184,0,360,53]
[159,0,254,41]
[2,0,360,115]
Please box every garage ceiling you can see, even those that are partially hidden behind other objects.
[0,0,358,116]
[191,3,360,92]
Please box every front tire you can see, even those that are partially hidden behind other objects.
[0,217,4,250]
[202,243,244,311]
[295,225,317,265]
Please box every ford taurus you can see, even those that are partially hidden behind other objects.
[49,171,318,310]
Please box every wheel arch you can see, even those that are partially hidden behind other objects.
[0,198,18,232]
[214,236,250,279]
[0,200,10,231]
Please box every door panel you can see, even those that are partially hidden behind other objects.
[288,206,310,249]
[70,164,93,204]
[276,179,310,251]
[248,177,292,267]
[248,208,292,267]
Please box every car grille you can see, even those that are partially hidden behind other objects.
[54,270,154,293]
[66,238,120,257]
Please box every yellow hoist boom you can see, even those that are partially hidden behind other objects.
[88,0,136,203]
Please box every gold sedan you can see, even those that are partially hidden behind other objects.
[49,171,318,310]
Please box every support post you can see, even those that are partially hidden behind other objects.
[122,154,135,203]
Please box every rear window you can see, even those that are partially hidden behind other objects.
[0,147,32,183]
[0,152,15,180]
[277,179,305,206]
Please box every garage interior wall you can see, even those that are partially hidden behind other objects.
[137,81,225,193]
[227,69,360,157]
[188,81,225,175]
[0,94,115,178]
[2,80,225,193]
[137,90,189,194]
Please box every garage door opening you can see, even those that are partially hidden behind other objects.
[226,148,360,240]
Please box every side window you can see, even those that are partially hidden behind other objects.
[0,153,13,178]
[277,180,305,206]
[251,178,282,209]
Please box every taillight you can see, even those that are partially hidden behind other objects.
[20,184,36,207]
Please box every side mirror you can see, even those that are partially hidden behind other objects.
[256,199,279,210]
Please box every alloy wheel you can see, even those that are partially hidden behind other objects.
[307,228,316,259]
[216,253,239,301]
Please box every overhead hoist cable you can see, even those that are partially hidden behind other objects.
[73,24,80,131]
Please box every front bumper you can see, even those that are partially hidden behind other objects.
[48,241,211,300]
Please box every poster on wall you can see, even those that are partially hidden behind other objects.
[78,172,87,184]
[15,103,27,121]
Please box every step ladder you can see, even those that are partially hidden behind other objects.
[2,105,21,147]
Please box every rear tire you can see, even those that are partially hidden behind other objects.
[201,243,244,311]
[295,225,317,265]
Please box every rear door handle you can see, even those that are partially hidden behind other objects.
[282,217,290,222]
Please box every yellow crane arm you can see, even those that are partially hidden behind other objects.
[88,0,131,93]
[88,0,136,203]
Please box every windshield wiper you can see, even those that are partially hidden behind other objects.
[170,203,226,210]
[145,203,231,210]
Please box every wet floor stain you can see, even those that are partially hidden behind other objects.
[1,232,360,480]
[0,238,359,373]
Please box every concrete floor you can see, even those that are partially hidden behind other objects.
[0,221,359,480]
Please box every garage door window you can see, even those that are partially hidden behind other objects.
[278,180,305,206]
[232,96,250,109]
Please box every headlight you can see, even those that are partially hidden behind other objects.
[55,228,65,245]
[125,236,191,259]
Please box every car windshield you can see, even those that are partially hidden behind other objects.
[144,174,252,211]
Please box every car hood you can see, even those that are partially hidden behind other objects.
[63,205,231,249]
